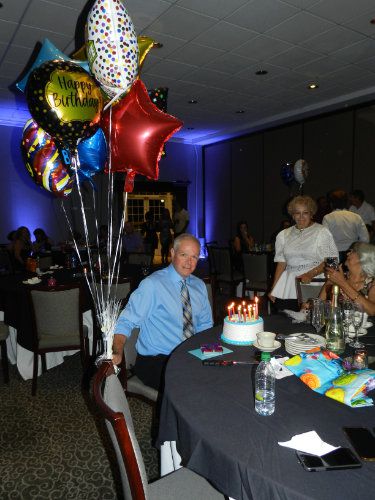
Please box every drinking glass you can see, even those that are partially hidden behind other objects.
[341,300,352,343]
[311,298,325,334]
[349,302,365,348]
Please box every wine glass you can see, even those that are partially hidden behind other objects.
[311,299,325,334]
[349,302,365,348]
[341,300,352,343]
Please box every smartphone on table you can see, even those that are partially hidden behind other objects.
[343,427,375,461]
[296,448,362,471]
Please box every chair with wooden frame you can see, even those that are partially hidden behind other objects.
[28,283,89,396]
[92,360,225,500]
[242,253,272,313]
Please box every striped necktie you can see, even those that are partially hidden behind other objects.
[181,279,194,339]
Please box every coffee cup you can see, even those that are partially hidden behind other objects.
[257,331,276,348]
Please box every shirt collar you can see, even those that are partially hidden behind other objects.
[167,263,192,285]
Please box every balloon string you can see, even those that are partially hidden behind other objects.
[103,88,125,111]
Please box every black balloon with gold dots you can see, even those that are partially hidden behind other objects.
[25,60,103,149]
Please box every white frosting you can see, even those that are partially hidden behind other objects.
[222,315,264,344]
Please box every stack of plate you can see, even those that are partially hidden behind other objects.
[285,333,326,356]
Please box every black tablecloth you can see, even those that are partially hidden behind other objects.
[158,315,375,500]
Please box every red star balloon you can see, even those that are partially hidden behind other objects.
[101,79,183,192]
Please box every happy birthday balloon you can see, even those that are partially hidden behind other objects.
[16,38,90,93]
[86,0,139,99]
[101,80,183,192]
[21,119,73,196]
[26,60,103,149]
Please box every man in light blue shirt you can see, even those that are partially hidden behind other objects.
[112,234,213,390]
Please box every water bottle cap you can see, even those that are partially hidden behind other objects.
[261,352,271,361]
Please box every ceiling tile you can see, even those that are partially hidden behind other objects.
[205,53,257,74]
[282,0,321,7]
[0,60,26,79]
[323,65,375,86]
[182,67,229,86]
[235,34,292,61]
[267,46,321,69]
[302,26,365,54]
[307,0,374,24]
[168,43,225,66]
[145,58,196,79]
[194,21,258,50]
[22,0,79,36]
[265,12,335,43]
[334,39,375,64]
[125,0,172,32]
[146,5,216,40]
[0,0,29,22]
[236,61,288,79]
[0,20,18,45]
[139,31,188,56]
[11,24,72,51]
[0,42,8,61]
[343,12,375,38]
[3,43,34,63]
[176,0,248,18]
[356,56,375,73]
[44,0,88,10]
[225,0,298,33]
[296,55,345,77]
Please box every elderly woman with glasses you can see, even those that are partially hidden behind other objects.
[268,195,338,311]
[320,242,375,315]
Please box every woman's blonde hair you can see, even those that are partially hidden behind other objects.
[287,196,317,217]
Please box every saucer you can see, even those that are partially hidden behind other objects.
[253,340,281,352]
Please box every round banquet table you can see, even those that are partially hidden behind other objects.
[157,315,375,500]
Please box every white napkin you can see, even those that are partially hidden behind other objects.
[22,277,41,285]
[283,309,309,323]
[270,357,293,379]
[278,431,339,456]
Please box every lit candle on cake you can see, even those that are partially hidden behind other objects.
[247,304,251,320]
[227,305,232,321]
[238,305,242,322]
[243,307,247,322]
[254,297,259,319]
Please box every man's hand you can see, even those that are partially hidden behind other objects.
[112,334,126,365]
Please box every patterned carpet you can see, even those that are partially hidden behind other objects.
[0,354,158,499]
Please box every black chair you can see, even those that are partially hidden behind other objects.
[28,283,89,395]
[92,360,225,500]
[295,277,325,306]
[206,246,243,296]
[0,247,14,275]
[242,253,271,313]
[127,253,152,266]
[0,321,9,383]
[202,275,216,324]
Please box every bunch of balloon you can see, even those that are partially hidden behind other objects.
[149,87,169,157]
[294,159,309,192]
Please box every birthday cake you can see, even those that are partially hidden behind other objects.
[221,314,264,345]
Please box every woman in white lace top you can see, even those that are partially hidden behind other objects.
[268,195,338,311]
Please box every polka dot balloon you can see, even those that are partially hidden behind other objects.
[86,0,139,99]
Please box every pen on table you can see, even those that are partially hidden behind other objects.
[202,359,259,366]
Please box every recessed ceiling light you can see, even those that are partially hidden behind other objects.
[154,42,163,48]
[308,82,319,90]
[188,99,198,104]
[255,69,268,75]
[236,110,245,114]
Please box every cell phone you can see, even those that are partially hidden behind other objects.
[296,448,362,471]
[343,427,375,461]
[325,257,339,270]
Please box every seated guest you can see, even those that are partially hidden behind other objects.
[32,228,52,253]
[123,221,144,254]
[320,242,375,316]
[233,221,255,254]
[349,189,375,232]
[10,226,32,270]
[322,190,369,263]
[314,195,330,224]
[112,234,213,391]
[268,195,338,312]
[232,221,255,271]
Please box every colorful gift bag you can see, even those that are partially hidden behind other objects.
[284,349,375,407]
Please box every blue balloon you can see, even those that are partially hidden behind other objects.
[280,162,295,186]
[16,38,90,92]
[77,128,107,181]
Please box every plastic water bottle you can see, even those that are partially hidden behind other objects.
[255,352,275,416]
